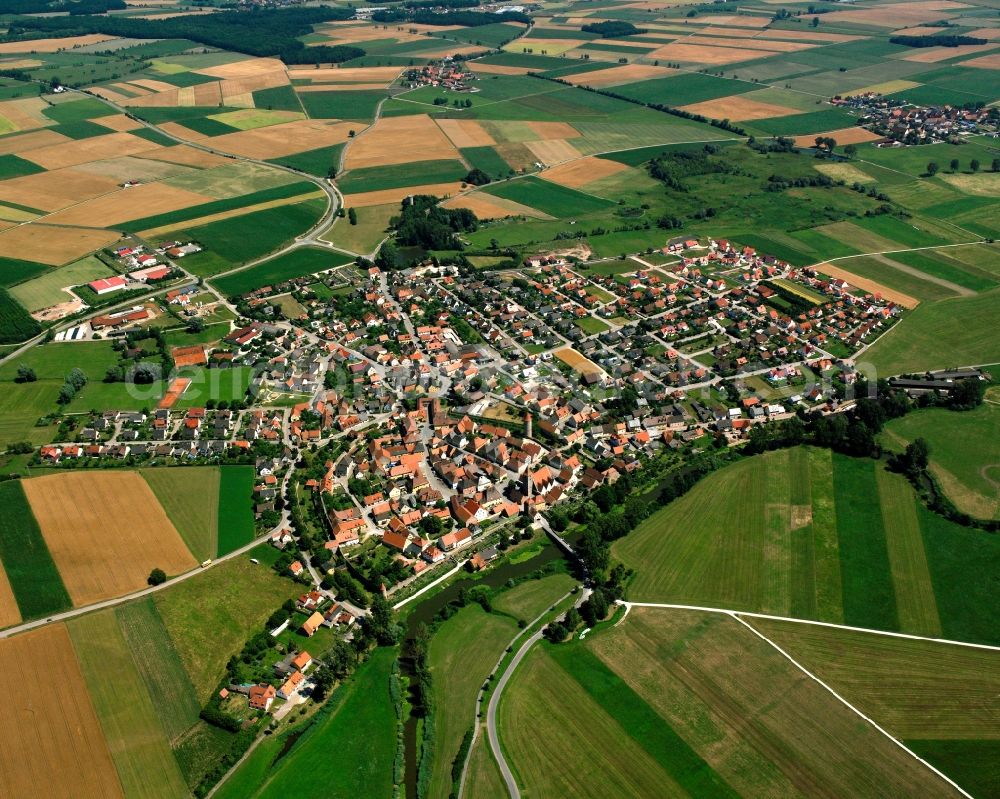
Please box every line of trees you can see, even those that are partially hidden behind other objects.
[3,7,363,65]
[890,34,987,48]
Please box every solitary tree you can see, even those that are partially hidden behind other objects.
[15,364,36,383]
[992,158,1000,173]
[347,207,357,225]
[147,568,167,586]
[844,144,857,159]
[970,159,981,173]
[950,158,960,172]
[926,161,939,176]
[811,15,820,26]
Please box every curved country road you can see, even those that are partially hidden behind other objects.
[485,587,590,799]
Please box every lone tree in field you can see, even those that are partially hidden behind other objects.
[15,365,35,383]
[348,207,357,225]
[950,158,960,172]
[993,158,1000,173]
[926,161,939,176]
[147,568,167,586]
[844,144,857,159]
[971,159,980,173]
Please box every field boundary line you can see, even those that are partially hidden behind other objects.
[730,613,974,799]
[620,601,1000,652]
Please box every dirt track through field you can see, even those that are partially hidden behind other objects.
[23,472,197,607]
[0,624,122,798]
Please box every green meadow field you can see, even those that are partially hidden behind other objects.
[612,446,1000,645]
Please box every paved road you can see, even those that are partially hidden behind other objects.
[457,588,577,799]
[485,587,590,799]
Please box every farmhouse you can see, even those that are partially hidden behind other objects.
[248,683,276,711]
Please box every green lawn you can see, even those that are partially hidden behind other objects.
[573,315,610,335]
[492,572,576,621]
[612,446,1000,645]
[482,176,614,218]
[217,465,255,556]
[337,159,467,194]
[882,403,1000,521]
[68,609,189,799]
[427,605,518,799]
[254,647,398,799]
[323,203,395,256]
[174,199,328,277]
[141,466,221,562]
[116,597,202,743]
[154,548,299,702]
[210,247,350,297]
[0,480,71,619]
[865,287,1000,375]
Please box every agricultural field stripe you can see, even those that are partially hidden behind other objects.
[0,480,72,619]
[788,446,816,619]
[875,469,942,638]
[122,181,318,232]
[116,597,201,743]
[733,614,977,799]
[217,465,256,556]
[762,448,793,616]
[68,609,189,799]
[832,455,898,632]
[140,466,220,563]
[808,448,843,623]
[547,643,740,799]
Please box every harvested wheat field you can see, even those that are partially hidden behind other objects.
[541,156,628,188]
[562,63,674,87]
[287,66,403,84]
[92,113,144,132]
[208,119,355,159]
[960,52,1000,69]
[903,43,999,63]
[344,181,466,208]
[0,168,120,212]
[140,144,229,168]
[22,472,197,606]
[752,28,860,42]
[443,193,552,220]
[679,94,800,120]
[828,0,970,27]
[0,100,51,134]
[0,565,19,628]
[649,42,778,64]
[526,138,582,166]
[0,624,122,798]
[0,128,68,156]
[345,114,458,169]
[683,34,813,53]
[698,14,770,28]
[528,121,580,140]
[554,347,606,377]
[0,224,119,265]
[197,57,285,79]
[44,184,213,228]
[436,118,496,148]
[816,262,919,309]
[21,132,157,170]
[793,126,881,147]
[0,34,114,53]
